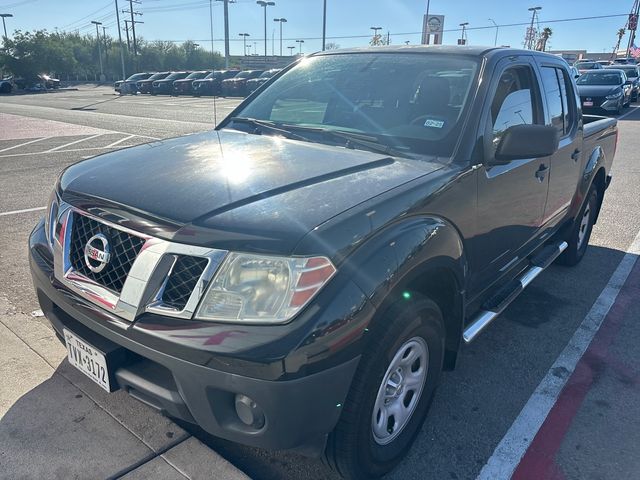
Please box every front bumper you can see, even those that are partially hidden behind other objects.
[29,220,362,452]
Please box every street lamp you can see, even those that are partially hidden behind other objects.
[527,6,542,49]
[239,33,250,56]
[370,26,382,36]
[91,20,104,79]
[256,1,275,58]
[1,13,14,41]
[287,45,295,55]
[295,39,304,55]
[273,17,287,56]
[488,18,498,46]
[459,22,469,45]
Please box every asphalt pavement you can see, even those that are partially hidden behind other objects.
[1,85,639,480]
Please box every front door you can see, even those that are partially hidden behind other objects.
[472,59,550,292]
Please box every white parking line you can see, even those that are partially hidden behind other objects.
[0,137,48,153]
[0,206,46,217]
[103,134,136,148]
[0,146,138,158]
[617,104,640,120]
[44,133,104,153]
[477,228,640,480]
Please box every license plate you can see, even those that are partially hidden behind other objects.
[64,329,111,392]
[583,101,594,107]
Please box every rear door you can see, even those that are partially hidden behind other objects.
[473,57,550,289]
[537,60,583,227]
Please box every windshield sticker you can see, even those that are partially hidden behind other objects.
[424,118,445,128]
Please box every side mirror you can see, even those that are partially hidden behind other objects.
[493,124,559,164]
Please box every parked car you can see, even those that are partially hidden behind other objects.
[119,72,154,95]
[596,60,612,67]
[136,72,170,94]
[246,69,281,94]
[192,69,240,96]
[221,70,263,96]
[40,74,60,89]
[574,60,603,74]
[0,79,12,94]
[606,64,640,101]
[30,46,618,480]
[114,80,123,93]
[577,69,631,115]
[172,70,211,95]
[613,57,637,65]
[151,71,190,95]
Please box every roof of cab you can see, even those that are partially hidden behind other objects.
[313,44,559,59]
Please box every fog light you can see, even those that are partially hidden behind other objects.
[234,394,265,429]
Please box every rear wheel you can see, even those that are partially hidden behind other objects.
[557,185,598,266]
[323,295,444,479]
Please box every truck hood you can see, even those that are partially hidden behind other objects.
[60,130,441,254]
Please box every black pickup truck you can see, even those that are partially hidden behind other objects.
[30,46,617,479]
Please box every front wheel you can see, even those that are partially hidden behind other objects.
[323,295,444,479]
[557,186,598,266]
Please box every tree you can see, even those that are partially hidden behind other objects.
[612,28,626,59]
[325,42,340,50]
[536,27,552,52]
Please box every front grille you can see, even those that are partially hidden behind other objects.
[161,256,209,310]
[69,213,146,293]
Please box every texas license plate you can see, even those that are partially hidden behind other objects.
[583,101,594,107]
[63,329,111,392]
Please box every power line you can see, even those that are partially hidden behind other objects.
[60,1,112,30]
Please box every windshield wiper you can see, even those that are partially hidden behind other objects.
[281,124,415,159]
[229,117,310,142]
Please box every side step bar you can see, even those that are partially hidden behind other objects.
[462,241,568,344]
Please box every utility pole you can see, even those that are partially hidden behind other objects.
[626,0,640,58]
[114,0,126,80]
[224,0,230,67]
[123,0,142,56]
[322,0,327,51]
[91,21,104,79]
[526,6,541,50]
[488,18,498,46]
[124,20,131,50]
[257,1,275,59]
[0,13,12,42]
[271,28,275,55]
[274,18,286,56]
[209,0,215,69]
[239,33,250,56]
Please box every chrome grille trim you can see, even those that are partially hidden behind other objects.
[53,202,228,322]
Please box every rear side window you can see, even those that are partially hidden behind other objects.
[541,66,576,137]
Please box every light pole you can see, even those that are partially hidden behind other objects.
[459,22,469,45]
[1,13,13,42]
[239,33,250,56]
[247,44,252,55]
[91,20,104,79]
[287,45,295,55]
[274,18,287,56]
[296,39,304,55]
[322,0,327,51]
[488,18,498,46]
[256,1,275,58]
[527,6,542,50]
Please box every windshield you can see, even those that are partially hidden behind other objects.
[259,70,277,78]
[234,71,253,79]
[186,71,209,80]
[230,53,479,157]
[165,72,187,80]
[147,72,168,81]
[618,67,638,78]
[126,73,149,81]
[577,72,623,85]
[576,62,598,70]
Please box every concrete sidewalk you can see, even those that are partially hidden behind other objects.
[0,295,249,480]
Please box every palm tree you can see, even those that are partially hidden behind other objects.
[536,27,552,52]
[612,28,626,59]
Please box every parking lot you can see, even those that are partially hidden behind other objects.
[1,86,640,479]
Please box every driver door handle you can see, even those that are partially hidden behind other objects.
[535,164,549,182]
[571,149,581,162]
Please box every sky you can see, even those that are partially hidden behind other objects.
[0,0,636,56]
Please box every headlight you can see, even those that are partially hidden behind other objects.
[44,187,59,250]
[606,91,622,99]
[195,253,336,324]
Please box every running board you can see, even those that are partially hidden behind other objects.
[462,241,568,344]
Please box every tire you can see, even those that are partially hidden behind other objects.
[323,295,445,479]
[557,186,598,266]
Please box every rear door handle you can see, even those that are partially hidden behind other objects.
[571,149,581,162]
[535,164,549,182]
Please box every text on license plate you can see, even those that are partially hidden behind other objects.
[583,101,594,107]
[63,329,111,392]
